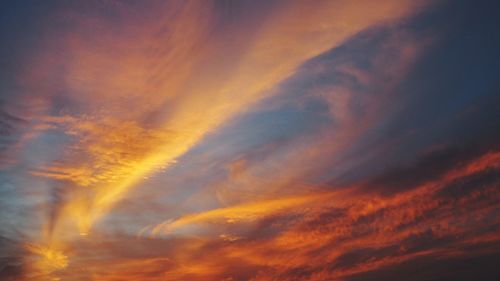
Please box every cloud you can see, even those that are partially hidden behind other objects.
[11,145,498,280]
[0,108,27,168]
[363,143,497,195]
[125,150,499,281]
[3,0,500,280]
[141,192,336,237]
[15,0,428,240]
[0,236,25,281]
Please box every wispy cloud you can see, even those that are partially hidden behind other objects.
[1,0,499,280]
[20,0,427,239]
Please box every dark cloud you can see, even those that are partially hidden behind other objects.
[0,106,28,168]
[437,168,500,199]
[0,236,25,281]
[0,109,25,137]
[318,0,500,187]
[365,143,495,195]
[329,245,401,271]
[345,246,500,281]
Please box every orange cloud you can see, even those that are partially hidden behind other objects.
[12,1,444,280]
[141,192,338,237]
[23,243,68,280]
[25,0,429,239]
[126,150,499,281]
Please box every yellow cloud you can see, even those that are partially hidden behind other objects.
[29,0,429,241]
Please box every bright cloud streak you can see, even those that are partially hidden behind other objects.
[26,0,428,237]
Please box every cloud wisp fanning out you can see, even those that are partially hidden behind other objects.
[24,0,427,238]
[1,0,500,280]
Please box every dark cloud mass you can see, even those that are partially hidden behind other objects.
[0,235,26,281]
[0,0,499,280]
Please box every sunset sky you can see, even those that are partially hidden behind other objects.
[1,0,499,280]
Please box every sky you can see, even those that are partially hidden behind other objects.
[0,0,499,280]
